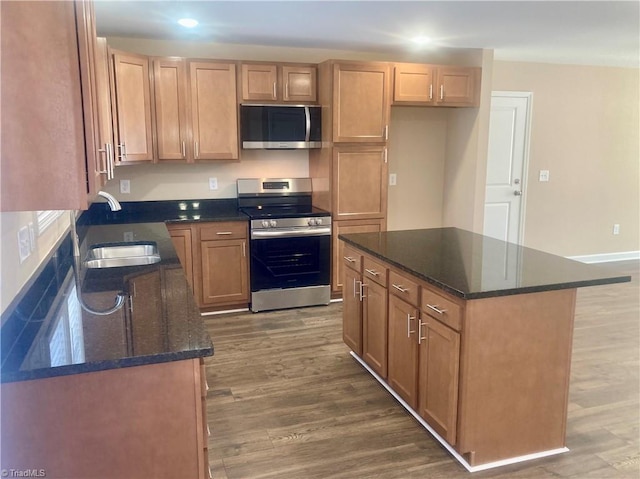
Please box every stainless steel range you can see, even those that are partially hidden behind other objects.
[237,178,331,312]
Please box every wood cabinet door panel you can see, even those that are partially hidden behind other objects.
[436,67,479,107]
[0,1,89,211]
[393,64,435,104]
[167,226,194,289]
[418,317,460,445]
[128,270,164,355]
[282,66,317,102]
[333,146,388,220]
[388,270,419,307]
[241,63,278,101]
[342,266,363,355]
[112,51,154,162]
[154,58,189,161]
[363,280,388,378]
[200,239,248,305]
[333,63,389,142]
[190,62,239,160]
[387,294,419,409]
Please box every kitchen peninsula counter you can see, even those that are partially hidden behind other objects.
[338,228,631,472]
[0,199,247,479]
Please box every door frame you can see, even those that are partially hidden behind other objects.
[486,91,533,245]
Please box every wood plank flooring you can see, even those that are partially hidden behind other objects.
[203,260,639,478]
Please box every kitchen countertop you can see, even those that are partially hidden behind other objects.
[1,199,248,383]
[339,227,632,299]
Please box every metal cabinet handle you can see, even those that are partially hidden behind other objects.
[418,319,426,344]
[359,282,367,301]
[364,268,379,277]
[384,148,388,164]
[242,241,246,257]
[285,82,289,99]
[181,140,186,158]
[107,143,114,180]
[384,125,389,140]
[344,256,356,263]
[353,278,360,298]
[440,85,444,101]
[429,84,433,101]
[194,141,199,159]
[273,82,277,99]
[392,284,409,293]
[118,143,127,161]
[426,304,447,315]
[407,313,416,338]
[216,231,233,235]
[97,144,109,176]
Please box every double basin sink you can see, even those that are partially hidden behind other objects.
[84,242,161,269]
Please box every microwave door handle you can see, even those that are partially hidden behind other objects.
[304,106,311,142]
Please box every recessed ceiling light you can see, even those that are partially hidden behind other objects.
[178,18,198,28]
[412,35,432,45]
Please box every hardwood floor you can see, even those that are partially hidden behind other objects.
[203,261,639,478]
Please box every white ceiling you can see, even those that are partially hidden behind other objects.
[94,0,640,68]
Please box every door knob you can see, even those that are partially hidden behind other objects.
[514,178,520,184]
[514,190,522,196]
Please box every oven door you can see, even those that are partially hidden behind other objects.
[250,233,330,292]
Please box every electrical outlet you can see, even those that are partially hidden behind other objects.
[209,177,218,190]
[120,179,131,194]
[18,226,30,263]
[123,231,134,242]
[613,224,620,235]
[539,170,550,182]
[389,173,397,186]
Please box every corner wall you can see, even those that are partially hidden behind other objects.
[492,61,640,256]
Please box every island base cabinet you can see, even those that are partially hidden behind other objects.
[342,259,363,355]
[456,289,577,466]
[0,359,209,479]
[362,279,388,378]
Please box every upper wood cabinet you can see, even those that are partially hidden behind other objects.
[0,0,96,211]
[152,59,239,161]
[189,61,239,160]
[331,62,390,143]
[240,62,317,103]
[393,63,480,107]
[111,50,155,163]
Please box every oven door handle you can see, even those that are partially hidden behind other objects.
[251,227,331,239]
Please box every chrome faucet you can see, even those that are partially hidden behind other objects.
[97,191,122,211]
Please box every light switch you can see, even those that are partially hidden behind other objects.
[539,170,550,182]
[209,178,218,190]
[120,179,131,194]
[389,173,397,186]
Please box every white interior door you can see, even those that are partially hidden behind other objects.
[483,92,532,244]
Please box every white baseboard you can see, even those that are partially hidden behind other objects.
[567,251,640,264]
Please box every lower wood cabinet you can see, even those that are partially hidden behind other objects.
[1,358,210,479]
[362,256,388,378]
[342,261,363,355]
[167,221,249,310]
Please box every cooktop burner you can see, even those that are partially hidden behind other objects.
[239,205,329,219]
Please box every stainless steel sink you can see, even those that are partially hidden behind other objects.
[84,242,161,269]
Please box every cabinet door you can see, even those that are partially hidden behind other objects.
[332,62,390,142]
[241,63,278,101]
[189,61,239,160]
[393,64,435,104]
[111,51,154,162]
[128,270,164,355]
[435,67,479,107]
[342,265,363,355]
[363,280,388,378]
[333,145,388,220]
[282,65,317,102]
[200,239,248,306]
[333,220,385,294]
[167,225,194,289]
[387,294,419,409]
[154,58,189,161]
[418,316,460,445]
[1,1,89,211]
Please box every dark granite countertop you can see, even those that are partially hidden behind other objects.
[1,199,246,383]
[339,228,632,300]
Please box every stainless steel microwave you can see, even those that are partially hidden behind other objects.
[240,104,322,150]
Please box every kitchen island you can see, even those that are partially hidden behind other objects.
[339,228,631,472]
[0,200,247,479]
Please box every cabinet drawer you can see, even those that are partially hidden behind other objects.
[363,256,387,287]
[200,222,247,241]
[343,245,363,272]
[388,271,419,306]
[421,287,462,332]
